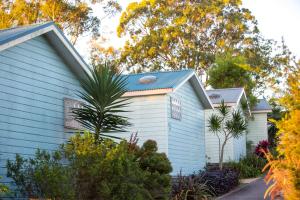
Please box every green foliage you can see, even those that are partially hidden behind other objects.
[208,100,247,170]
[64,132,151,200]
[7,150,74,199]
[73,64,130,143]
[7,132,172,199]
[227,154,267,179]
[0,0,121,44]
[117,0,258,73]
[267,99,284,147]
[208,55,257,107]
[0,176,9,195]
[135,140,173,199]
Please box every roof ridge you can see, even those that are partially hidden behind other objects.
[0,21,53,32]
[122,69,194,76]
[206,87,244,91]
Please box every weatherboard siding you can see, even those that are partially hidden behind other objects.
[167,80,205,175]
[0,35,82,181]
[247,113,268,145]
[205,106,246,163]
[205,109,234,163]
[112,95,169,153]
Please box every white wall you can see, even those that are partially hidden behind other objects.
[247,113,268,146]
[205,106,246,163]
[111,95,169,154]
[167,81,206,175]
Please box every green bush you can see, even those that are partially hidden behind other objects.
[7,132,172,199]
[227,154,267,179]
[7,150,74,199]
[0,176,9,195]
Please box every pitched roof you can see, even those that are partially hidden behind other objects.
[206,88,245,105]
[122,70,213,109]
[0,22,50,45]
[0,22,89,78]
[123,70,194,92]
[252,99,272,112]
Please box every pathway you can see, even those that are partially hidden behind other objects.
[218,178,271,200]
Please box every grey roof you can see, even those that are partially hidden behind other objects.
[252,99,272,111]
[123,70,194,92]
[206,88,244,104]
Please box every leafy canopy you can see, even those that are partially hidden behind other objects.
[208,54,257,107]
[117,0,258,72]
[73,64,130,142]
[0,0,121,44]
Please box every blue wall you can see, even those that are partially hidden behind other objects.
[0,35,82,183]
[167,80,206,175]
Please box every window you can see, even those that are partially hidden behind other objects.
[170,97,182,120]
[64,98,83,129]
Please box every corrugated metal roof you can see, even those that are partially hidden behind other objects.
[0,22,54,45]
[206,88,244,104]
[122,70,194,92]
[252,99,272,111]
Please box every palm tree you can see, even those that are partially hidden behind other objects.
[208,100,247,170]
[73,64,130,143]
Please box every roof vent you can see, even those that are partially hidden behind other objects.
[209,94,221,99]
[139,75,157,84]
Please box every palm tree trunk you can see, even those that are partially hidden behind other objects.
[219,141,227,170]
[95,127,100,143]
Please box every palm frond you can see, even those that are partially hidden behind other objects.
[225,110,247,137]
[72,63,131,142]
[208,114,222,133]
[217,100,230,119]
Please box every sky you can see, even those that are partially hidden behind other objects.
[76,0,300,61]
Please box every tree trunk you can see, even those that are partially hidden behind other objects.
[219,141,227,170]
[95,127,100,143]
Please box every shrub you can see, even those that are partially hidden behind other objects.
[227,154,267,179]
[7,150,74,199]
[135,140,173,199]
[7,132,172,199]
[264,69,300,199]
[0,176,9,194]
[200,169,239,196]
[171,172,213,200]
[255,140,270,158]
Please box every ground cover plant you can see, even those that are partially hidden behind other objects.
[227,154,267,179]
[201,169,239,196]
[7,132,172,200]
[171,172,213,200]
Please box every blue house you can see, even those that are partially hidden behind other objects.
[115,71,213,175]
[0,22,89,184]
[0,22,272,186]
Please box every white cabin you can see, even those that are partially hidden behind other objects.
[205,88,248,163]
[205,88,272,164]
[247,99,272,146]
